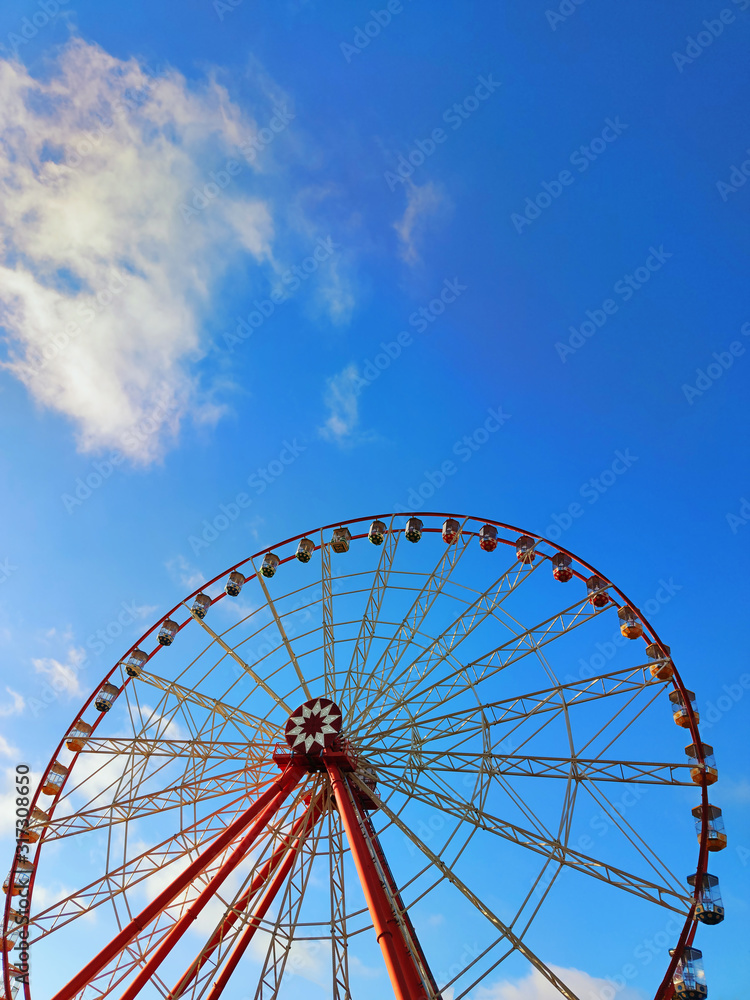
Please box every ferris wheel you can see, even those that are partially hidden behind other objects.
[2,513,725,1000]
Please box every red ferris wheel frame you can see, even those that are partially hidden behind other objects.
[2,511,713,1000]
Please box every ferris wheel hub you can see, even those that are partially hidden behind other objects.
[284,697,343,754]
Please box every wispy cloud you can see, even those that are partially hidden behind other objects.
[32,646,86,699]
[0,687,25,717]
[476,965,645,1000]
[0,38,279,464]
[394,181,446,265]
[319,363,368,446]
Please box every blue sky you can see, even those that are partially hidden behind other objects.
[0,1,748,998]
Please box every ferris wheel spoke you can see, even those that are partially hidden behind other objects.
[349,530,475,728]
[328,805,351,1000]
[77,736,276,762]
[355,775,584,1000]
[338,516,400,716]
[371,770,691,912]
[251,556,313,702]
[139,669,282,738]
[372,750,694,785]
[188,609,293,714]
[355,552,540,735]
[357,597,607,739]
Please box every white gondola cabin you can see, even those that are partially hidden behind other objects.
[191,593,211,619]
[121,649,148,678]
[260,553,280,578]
[405,517,423,543]
[158,619,178,646]
[685,743,718,786]
[331,527,352,553]
[552,551,573,582]
[94,682,120,713]
[669,688,698,728]
[296,538,314,563]
[692,804,727,852]
[0,910,24,951]
[479,524,497,552]
[369,520,387,545]
[225,571,245,597]
[41,761,68,796]
[617,605,643,639]
[670,946,707,999]
[442,518,460,544]
[66,720,93,752]
[3,860,33,896]
[646,642,674,681]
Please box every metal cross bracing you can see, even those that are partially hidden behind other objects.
[8,513,715,1000]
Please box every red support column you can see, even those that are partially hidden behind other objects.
[204,798,326,1000]
[51,766,303,1000]
[170,798,325,998]
[119,768,303,1000]
[328,764,428,1000]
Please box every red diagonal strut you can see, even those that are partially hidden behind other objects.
[328,763,430,1000]
[170,796,326,998]
[203,795,327,1000]
[51,765,303,1000]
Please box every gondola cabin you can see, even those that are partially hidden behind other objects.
[405,517,423,542]
[688,873,724,925]
[516,535,536,563]
[369,520,387,545]
[669,689,698,728]
[331,527,352,553]
[191,593,211,619]
[260,553,280,578]
[552,552,573,582]
[442,518,460,544]
[158,619,178,646]
[225,571,245,597]
[66,720,93,752]
[586,575,609,607]
[296,538,314,563]
[670,946,708,999]
[479,524,497,552]
[2,860,33,897]
[617,605,643,639]
[646,642,674,681]
[122,649,148,678]
[692,804,727,852]
[41,761,68,797]
[685,743,718,786]
[94,682,120,713]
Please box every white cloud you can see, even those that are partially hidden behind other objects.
[319,363,366,446]
[166,554,205,592]
[0,38,278,464]
[393,181,446,265]
[476,965,645,1000]
[0,687,25,717]
[0,734,19,757]
[32,646,86,699]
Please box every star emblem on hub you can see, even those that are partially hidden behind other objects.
[285,698,342,754]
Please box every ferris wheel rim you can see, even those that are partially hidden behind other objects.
[4,511,712,1000]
